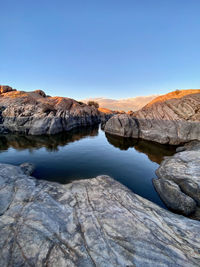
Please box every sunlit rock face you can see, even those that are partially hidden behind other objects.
[0,88,100,135]
[105,90,200,144]
[153,141,200,218]
[0,85,16,94]
[0,163,200,266]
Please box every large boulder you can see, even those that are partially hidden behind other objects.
[0,163,200,266]
[153,178,196,215]
[154,141,200,215]
[104,114,139,138]
[20,162,35,175]
[105,90,200,144]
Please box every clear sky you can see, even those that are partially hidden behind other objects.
[1,0,200,100]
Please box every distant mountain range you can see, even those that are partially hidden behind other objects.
[82,95,159,112]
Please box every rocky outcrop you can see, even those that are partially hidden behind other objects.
[104,113,139,138]
[98,107,118,129]
[0,89,100,135]
[0,85,16,94]
[105,90,200,144]
[153,141,200,216]
[0,163,200,266]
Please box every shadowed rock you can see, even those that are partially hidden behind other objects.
[0,85,16,94]
[105,114,139,138]
[20,162,35,175]
[0,163,200,266]
[153,178,196,215]
[154,141,200,216]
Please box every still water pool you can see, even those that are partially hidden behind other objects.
[0,126,177,208]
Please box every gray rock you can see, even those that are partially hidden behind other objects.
[105,91,200,144]
[20,162,35,175]
[153,178,196,215]
[0,90,101,135]
[154,142,200,215]
[0,163,200,266]
[104,114,139,138]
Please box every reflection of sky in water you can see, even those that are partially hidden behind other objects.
[0,127,176,208]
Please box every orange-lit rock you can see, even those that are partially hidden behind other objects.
[0,88,100,135]
[0,85,16,94]
[105,90,200,144]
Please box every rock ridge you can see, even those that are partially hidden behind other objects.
[105,90,200,144]
[0,88,101,135]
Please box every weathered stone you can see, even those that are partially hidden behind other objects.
[0,89,101,135]
[33,89,46,97]
[105,90,200,144]
[153,178,196,215]
[105,114,139,138]
[20,162,35,175]
[154,141,200,215]
[0,163,200,266]
[0,85,15,94]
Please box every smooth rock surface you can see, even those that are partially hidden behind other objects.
[105,90,200,144]
[105,114,139,138]
[153,178,196,215]
[154,141,200,215]
[0,163,200,266]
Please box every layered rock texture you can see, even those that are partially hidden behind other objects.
[0,88,100,135]
[153,141,200,217]
[105,90,200,144]
[0,163,200,266]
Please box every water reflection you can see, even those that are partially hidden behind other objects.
[0,127,176,165]
[0,126,99,152]
[105,133,177,164]
[0,127,177,207]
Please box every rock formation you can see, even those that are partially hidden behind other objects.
[0,163,200,266]
[0,85,16,94]
[105,90,200,144]
[153,141,200,216]
[98,107,118,129]
[0,88,100,135]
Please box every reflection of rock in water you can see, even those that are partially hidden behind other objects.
[0,126,99,152]
[105,133,138,150]
[105,132,177,164]
[134,141,177,164]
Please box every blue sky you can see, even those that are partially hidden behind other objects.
[1,0,200,100]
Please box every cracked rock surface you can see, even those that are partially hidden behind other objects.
[0,163,200,266]
[154,141,200,217]
[105,90,200,144]
[0,90,100,135]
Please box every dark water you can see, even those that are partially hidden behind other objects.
[0,126,177,208]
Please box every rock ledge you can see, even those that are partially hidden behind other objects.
[0,163,200,266]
